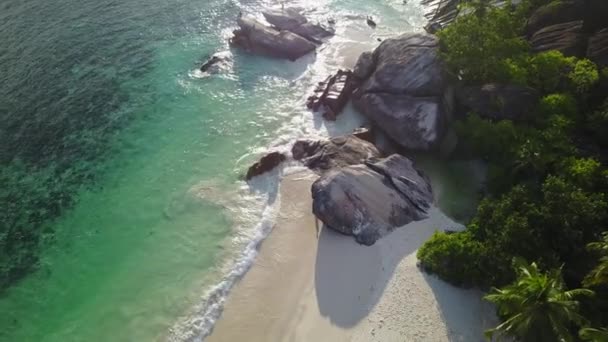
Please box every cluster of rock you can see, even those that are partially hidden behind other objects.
[231,8,334,61]
[245,133,435,245]
[242,28,448,244]
[305,33,452,152]
[240,0,608,247]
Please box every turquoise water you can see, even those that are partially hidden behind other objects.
[0,0,429,340]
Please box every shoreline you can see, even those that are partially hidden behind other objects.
[206,170,498,342]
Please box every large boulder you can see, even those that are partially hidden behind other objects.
[588,28,608,68]
[525,0,585,37]
[292,135,380,173]
[352,33,450,152]
[355,93,444,151]
[311,154,433,245]
[352,51,375,81]
[455,83,540,122]
[357,34,444,96]
[263,8,334,43]
[530,20,587,57]
[231,15,316,60]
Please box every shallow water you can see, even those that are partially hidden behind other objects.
[0,0,440,341]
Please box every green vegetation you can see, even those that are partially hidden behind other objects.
[418,0,608,340]
[485,259,593,342]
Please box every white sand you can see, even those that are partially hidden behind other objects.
[206,170,497,342]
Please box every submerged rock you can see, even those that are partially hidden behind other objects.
[366,16,377,28]
[292,135,380,173]
[200,56,221,72]
[245,151,286,180]
[352,33,451,152]
[231,15,317,60]
[311,154,433,245]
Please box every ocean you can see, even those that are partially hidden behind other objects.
[0,0,435,340]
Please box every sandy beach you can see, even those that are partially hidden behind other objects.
[206,169,497,342]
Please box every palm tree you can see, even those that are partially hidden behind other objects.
[584,232,608,287]
[484,258,594,342]
[580,327,608,342]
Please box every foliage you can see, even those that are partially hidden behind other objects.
[580,327,608,342]
[527,50,576,94]
[419,171,608,288]
[569,59,600,95]
[454,114,519,164]
[485,259,594,342]
[423,0,608,336]
[587,99,608,147]
[539,93,578,120]
[437,4,528,84]
[416,231,488,287]
[455,114,575,187]
[583,232,608,288]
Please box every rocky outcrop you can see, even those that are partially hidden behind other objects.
[231,15,317,60]
[292,135,380,173]
[307,70,357,120]
[585,0,608,34]
[422,0,460,29]
[262,8,334,44]
[455,83,540,122]
[352,33,451,151]
[530,20,587,57]
[311,154,433,245]
[245,151,286,180]
[588,28,608,68]
[525,0,585,37]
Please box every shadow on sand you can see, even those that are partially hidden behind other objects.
[313,208,454,328]
[423,271,498,342]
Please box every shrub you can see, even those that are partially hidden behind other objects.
[419,174,608,288]
[560,157,604,190]
[539,93,578,120]
[417,231,488,287]
[513,115,575,176]
[587,99,608,147]
[527,50,575,94]
[569,59,600,95]
[437,5,529,84]
[455,114,519,164]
